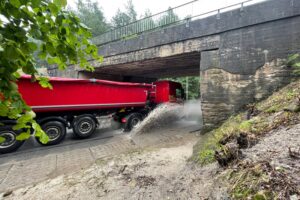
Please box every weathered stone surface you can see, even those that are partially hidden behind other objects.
[200,60,296,130]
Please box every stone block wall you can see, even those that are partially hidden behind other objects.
[200,59,296,131]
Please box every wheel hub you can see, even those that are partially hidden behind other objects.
[131,118,140,128]
[45,127,60,141]
[79,121,92,134]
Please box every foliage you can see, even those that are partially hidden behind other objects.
[193,79,300,165]
[109,2,181,43]
[287,53,300,74]
[71,0,109,36]
[111,0,137,28]
[0,0,102,144]
[166,76,200,100]
[125,0,137,22]
[140,9,152,19]
[227,161,299,199]
[157,7,179,27]
[138,9,155,31]
[111,9,132,28]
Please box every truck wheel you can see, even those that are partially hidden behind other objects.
[0,126,25,154]
[37,121,66,145]
[72,116,96,139]
[124,113,143,132]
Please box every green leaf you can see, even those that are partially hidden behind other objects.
[58,63,67,70]
[288,54,299,63]
[79,23,90,30]
[0,104,9,117]
[53,0,67,8]
[38,77,53,89]
[5,46,20,60]
[38,51,47,60]
[46,42,56,56]
[13,71,21,78]
[10,0,21,8]
[0,45,3,52]
[37,130,49,144]
[28,42,38,51]
[16,111,35,125]
[47,57,61,65]
[16,130,31,141]
[97,56,104,63]
[31,0,41,8]
[293,62,300,68]
[48,3,59,15]
[33,122,49,144]
[0,136,5,144]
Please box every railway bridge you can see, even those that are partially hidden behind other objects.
[49,0,300,130]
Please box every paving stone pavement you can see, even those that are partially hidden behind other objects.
[0,122,200,193]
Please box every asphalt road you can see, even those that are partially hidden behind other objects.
[0,124,122,159]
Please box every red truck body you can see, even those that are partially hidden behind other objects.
[153,81,184,104]
[18,76,184,113]
[0,76,184,154]
[18,76,153,113]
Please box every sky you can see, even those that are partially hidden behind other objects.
[68,0,266,21]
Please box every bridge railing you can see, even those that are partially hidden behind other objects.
[92,0,267,46]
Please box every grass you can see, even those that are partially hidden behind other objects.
[192,79,300,166]
[226,161,300,199]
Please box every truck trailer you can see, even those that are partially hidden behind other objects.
[0,76,185,154]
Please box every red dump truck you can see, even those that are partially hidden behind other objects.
[0,76,185,153]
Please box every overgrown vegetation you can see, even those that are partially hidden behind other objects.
[166,76,200,100]
[227,161,300,199]
[193,79,300,165]
[288,53,300,74]
[111,0,137,28]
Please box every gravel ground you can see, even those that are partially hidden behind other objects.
[242,124,300,186]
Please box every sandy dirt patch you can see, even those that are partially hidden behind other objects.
[1,138,226,200]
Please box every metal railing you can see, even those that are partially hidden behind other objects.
[92,0,267,46]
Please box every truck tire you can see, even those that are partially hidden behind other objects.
[37,121,66,145]
[124,113,143,132]
[0,126,25,154]
[72,116,96,139]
